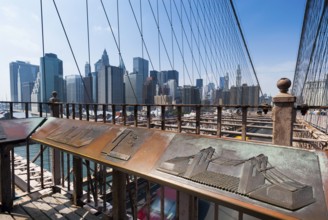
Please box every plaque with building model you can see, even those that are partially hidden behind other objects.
[46,124,109,147]
[102,128,150,161]
[157,145,315,211]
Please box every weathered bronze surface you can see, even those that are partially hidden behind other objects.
[30,117,328,219]
[157,146,315,210]
[0,117,46,212]
[0,117,46,144]
[47,124,109,147]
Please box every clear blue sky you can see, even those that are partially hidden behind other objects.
[0,0,306,101]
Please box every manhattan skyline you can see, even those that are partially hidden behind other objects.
[0,0,306,101]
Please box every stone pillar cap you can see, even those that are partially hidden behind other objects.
[273,78,296,103]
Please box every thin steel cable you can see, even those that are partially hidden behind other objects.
[100,0,138,104]
[51,0,91,102]
[40,0,47,103]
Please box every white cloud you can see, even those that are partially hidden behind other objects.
[0,5,18,20]
[93,25,111,32]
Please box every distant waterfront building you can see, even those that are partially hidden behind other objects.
[40,53,65,102]
[66,75,83,103]
[9,61,39,102]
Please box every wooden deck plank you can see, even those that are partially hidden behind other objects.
[0,213,15,220]
[31,199,66,220]
[52,193,101,220]
[11,205,32,220]
[42,196,81,220]
[20,201,50,220]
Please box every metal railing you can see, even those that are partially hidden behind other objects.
[1,100,326,219]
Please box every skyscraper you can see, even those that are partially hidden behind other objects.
[167,79,178,101]
[93,49,110,103]
[124,72,144,105]
[196,79,203,88]
[236,65,241,87]
[84,62,91,77]
[94,49,109,72]
[40,53,65,102]
[181,85,201,112]
[143,77,157,104]
[9,61,39,102]
[219,77,225,90]
[66,75,83,103]
[98,65,124,104]
[133,57,149,83]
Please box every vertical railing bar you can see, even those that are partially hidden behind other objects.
[112,104,116,125]
[86,160,91,203]
[79,104,82,120]
[102,165,106,212]
[146,181,151,220]
[94,163,98,207]
[40,145,44,189]
[67,153,70,192]
[217,106,222,137]
[242,107,247,141]
[61,152,65,187]
[214,203,219,220]
[161,105,165,130]
[66,103,70,119]
[9,102,13,119]
[160,185,165,219]
[72,104,76,119]
[177,106,182,133]
[11,148,15,200]
[196,105,201,134]
[238,211,243,220]
[86,104,90,121]
[147,105,151,129]
[25,102,29,118]
[39,103,43,117]
[176,190,180,220]
[94,104,98,122]
[26,140,30,193]
[123,105,127,126]
[133,175,138,219]
[134,105,138,127]
[60,103,63,118]
[194,196,198,220]
[102,104,106,123]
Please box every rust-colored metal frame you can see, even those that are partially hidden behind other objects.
[30,117,328,219]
